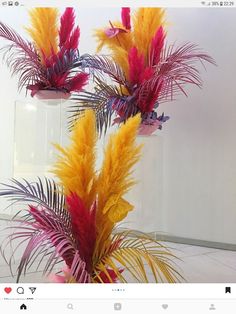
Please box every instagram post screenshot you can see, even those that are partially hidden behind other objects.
[0,0,235,312]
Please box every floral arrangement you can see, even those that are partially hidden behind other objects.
[70,8,215,134]
[0,111,180,283]
[0,8,88,97]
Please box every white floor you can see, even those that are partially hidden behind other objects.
[0,220,236,283]
[164,241,236,283]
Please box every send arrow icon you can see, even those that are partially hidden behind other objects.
[29,287,37,294]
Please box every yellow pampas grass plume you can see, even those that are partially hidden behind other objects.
[94,8,165,75]
[112,46,129,78]
[95,21,132,53]
[132,8,165,62]
[93,113,142,263]
[26,8,59,59]
[53,110,97,210]
[96,113,142,229]
[52,111,142,266]
[95,21,132,75]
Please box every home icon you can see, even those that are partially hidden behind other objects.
[20,304,27,310]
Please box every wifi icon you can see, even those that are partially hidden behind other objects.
[29,287,37,294]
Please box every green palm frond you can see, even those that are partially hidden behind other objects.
[93,230,182,283]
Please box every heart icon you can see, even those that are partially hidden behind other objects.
[4,287,12,294]
[162,304,168,309]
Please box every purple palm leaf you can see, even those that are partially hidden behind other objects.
[80,54,127,85]
[0,178,77,282]
[69,251,91,283]
[1,204,75,283]
[0,177,92,283]
[0,178,67,221]
[70,42,215,134]
[0,21,87,94]
[150,42,217,102]
[69,76,124,134]
[0,21,46,91]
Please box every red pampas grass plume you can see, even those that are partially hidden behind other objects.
[66,193,96,272]
[65,72,89,93]
[128,47,145,85]
[149,26,166,66]
[59,8,75,48]
[121,7,131,30]
[66,27,80,50]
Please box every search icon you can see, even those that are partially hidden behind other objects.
[67,303,74,310]
[17,287,24,295]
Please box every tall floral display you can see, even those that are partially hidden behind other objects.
[0,111,180,283]
[0,8,88,98]
[70,8,215,134]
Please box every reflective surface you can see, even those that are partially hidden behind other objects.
[125,135,163,233]
[14,99,70,179]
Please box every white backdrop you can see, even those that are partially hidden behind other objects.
[0,7,236,244]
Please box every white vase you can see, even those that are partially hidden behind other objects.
[124,134,163,233]
[13,98,70,179]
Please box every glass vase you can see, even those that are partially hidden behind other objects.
[124,134,163,233]
[13,98,70,179]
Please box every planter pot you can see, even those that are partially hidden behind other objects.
[138,121,162,136]
[34,90,71,101]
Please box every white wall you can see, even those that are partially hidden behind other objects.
[0,7,236,244]
[162,8,236,244]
